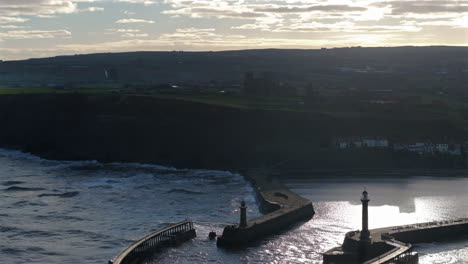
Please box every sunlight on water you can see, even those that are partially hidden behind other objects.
[0,148,467,264]
[279,177,468,264]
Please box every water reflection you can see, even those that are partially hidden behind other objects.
[155,176,468,263]
[280,177,468,264]
[1,148,466,264]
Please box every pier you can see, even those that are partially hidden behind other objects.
[217,169,315,248]
[108,220,196,264]
[323,190,468,264]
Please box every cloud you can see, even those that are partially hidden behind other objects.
[0,0,79,17]
[51,27,412,56]
[116,18,155,23]
[0,25,26,29]
[55,34,323,53]
[108,28,142,33]
[163,0,468,33]
[403,15,468,28]
[387,1,468,14]
[253,5,367,13]
[84,7,105,12]
[121,33,149,37]
[2,0,468,61]
[0,17,28,24]
[122,10,136,15]
[162,0,369,19]
[0,29,71,40]
[107,28,149,37]
[175,28,215,33]
[0,1,108,19]
[115,0,157,5]
[255,21,421,33]
[51,26,392,54]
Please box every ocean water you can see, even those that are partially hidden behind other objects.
[0,149,467,263]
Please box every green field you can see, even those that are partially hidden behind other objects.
[0,87,108,95]
[2,86,468,131]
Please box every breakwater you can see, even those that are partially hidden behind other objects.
[217,169,315,247]
[323,218,468,264]
[109,221,196,264]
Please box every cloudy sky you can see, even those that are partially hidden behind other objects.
[0,0,467,60]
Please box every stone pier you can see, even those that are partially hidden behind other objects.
[323,191,468,264]
[216,169,315,248]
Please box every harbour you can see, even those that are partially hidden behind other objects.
[0,149,467,263]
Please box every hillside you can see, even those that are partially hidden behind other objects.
[1,47,467,94]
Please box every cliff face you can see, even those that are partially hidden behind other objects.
[0,94,465,170]
[0,94,325,169]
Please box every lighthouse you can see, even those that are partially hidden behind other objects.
[240,200,247,228]
[360,189,371,242]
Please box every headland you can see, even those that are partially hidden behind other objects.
[0,93,468,172]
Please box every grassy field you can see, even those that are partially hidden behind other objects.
[0,87,109,95]
[2,86,468,131]
[150,94,303,110]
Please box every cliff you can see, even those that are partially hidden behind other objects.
[0,93,466,170]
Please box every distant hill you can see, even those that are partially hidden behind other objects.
[1,46,467,92]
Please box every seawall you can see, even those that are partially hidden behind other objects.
[323,218,468,264]
[217,169,315,248]
[388,218,468,244]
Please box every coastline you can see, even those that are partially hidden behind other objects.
[274,168,468,178]
[1,93,467,173]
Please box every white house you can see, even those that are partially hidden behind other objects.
[362,138,389,148]
[448,144,462,155]
[435,143,449,153]
[407,142,434,153]
[334,137,389,149]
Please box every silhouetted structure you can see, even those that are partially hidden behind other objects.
[104,68,118,80]
[360,190,371,242]
[240,200,247,228]
[323,190,467,263]
[243,71,277,96]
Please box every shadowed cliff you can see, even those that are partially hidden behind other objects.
[0,93,466,170]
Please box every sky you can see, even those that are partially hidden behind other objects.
[0,0,467,60]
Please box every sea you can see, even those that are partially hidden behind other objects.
[0,148,466,264]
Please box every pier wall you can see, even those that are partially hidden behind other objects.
[217,170,315,247]
[217,203,314,247]
[324,218,468,264]
[389,220,468,244]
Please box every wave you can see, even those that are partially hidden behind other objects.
[167,188,204,195]
[34,214,86,222]
[0,148,45,162]
[0,148,250,191]
[0,148,242,179]
[1,180,26,186]
[12,200,48,207]
[38,191,80,198]
[4,186,45,192]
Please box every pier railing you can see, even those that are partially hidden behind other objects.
[364,237,416,264]
[109,220,196,264]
